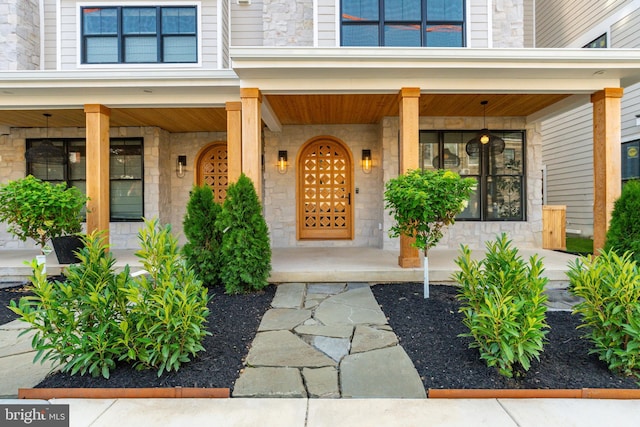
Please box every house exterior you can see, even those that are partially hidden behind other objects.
[537,0,640,242]
[0,0,638,266]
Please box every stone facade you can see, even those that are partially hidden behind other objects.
[264,124,384,248]
[0,0,40,70]
[493,0,525,48]
[381,115,542,251]
[263,0,313,46]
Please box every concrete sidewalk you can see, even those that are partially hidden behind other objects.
[1,397,639,427]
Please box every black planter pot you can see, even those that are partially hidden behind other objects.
[51,235,84,264]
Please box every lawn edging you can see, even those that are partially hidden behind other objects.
[18,387,230,399]
[428,388,640,399]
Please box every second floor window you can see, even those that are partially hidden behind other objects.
[82,6,197,64]
[341,0,465,47]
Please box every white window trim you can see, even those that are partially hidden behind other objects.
[76,1,203,69]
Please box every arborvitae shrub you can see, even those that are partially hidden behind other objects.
[604,180,640,264]
[182,185,223,287]
[217,174,271,294]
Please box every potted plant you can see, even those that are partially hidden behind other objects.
[0,175,88,263]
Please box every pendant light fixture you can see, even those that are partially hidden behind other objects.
[465,100,505,156]
[25,113,67,164]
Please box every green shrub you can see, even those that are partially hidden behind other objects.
[604,180,640,264]
[120,218,211,375]
[567,250,640,380]
[217,174,271,294]
[10,232,130,378]
[455,233,549,378]
[182,185,223,287]
[10,219,210,378]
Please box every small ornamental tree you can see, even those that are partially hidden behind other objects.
[385,169,475,298]
[604,180,640,264]
[182,185,223,287]
[217,174,272,294]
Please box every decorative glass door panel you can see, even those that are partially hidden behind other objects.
[197,143,228,203]
[298,138,353,239]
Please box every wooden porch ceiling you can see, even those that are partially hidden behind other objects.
[0,93,570,132]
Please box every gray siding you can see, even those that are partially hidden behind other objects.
[43,0,57,70]
[536,0,629,47]
[230,0,264,46]
[541,104,594,237]
[611,5,640,47]
[523,0,534,47]
[220,0,230,68]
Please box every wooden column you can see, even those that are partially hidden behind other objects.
[398,87,421,268]
[240,88,262,198]
[84,104,111,240]
[591,88,623,254]
[226,101,242,184]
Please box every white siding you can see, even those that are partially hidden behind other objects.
[201,1,218,68]
[230,0,263,46]
[468,0,489,48]
[523,0,534,47]
[317,0,336,47]
[541,104,594,237]
[59,0,75,69]
[536,0,629,47]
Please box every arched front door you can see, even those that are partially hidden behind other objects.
[196,142,228,203]
[297,136,353,240]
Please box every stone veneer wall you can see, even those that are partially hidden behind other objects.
[493,0,525,48]
[264,124,384,248]
[382,116,543,251]
[0,126,171,250]
[263,0,313,46]
[0,0,40,70]
[168,131,228,245]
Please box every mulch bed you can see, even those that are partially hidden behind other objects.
[372,283,639,390]
[0,283,274,393]
[1,282,638,392]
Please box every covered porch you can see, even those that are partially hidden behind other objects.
[0,246,578,287]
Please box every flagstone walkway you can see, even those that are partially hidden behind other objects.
[232,282,426,398]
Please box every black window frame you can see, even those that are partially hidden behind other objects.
[81,5,198,64]
[340,0,466,47]
[583,33,607,49]
[622,140,640,186]
[419,130,527,221]
[26,137,145,222]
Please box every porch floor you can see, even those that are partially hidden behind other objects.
[0,247,578,287]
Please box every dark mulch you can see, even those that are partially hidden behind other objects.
[372,283,639,390]
[0,283,275,393]
[0,283,32,325]
[1,282,638,392]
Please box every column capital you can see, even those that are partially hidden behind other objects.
[226,101,242,111]
[240,88,262,101]
[399,87,421,99]
[591,88,624,103]
[84,104,111,115]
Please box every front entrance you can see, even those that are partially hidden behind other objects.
[196,142,228,203]
[297,136,353,240]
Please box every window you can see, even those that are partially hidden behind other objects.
[26,138,144,221]
[583,34,607,49]
[341,0,465,47]
[81,6,197,64]
[622,140,640,186]
[419,130,526,221]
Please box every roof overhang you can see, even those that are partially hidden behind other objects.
[230,47,640,93]
[0,69,241,108]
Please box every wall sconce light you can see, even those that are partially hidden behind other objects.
[362,149,372,174]
[176,155,187,178]
[277,150,288,174]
